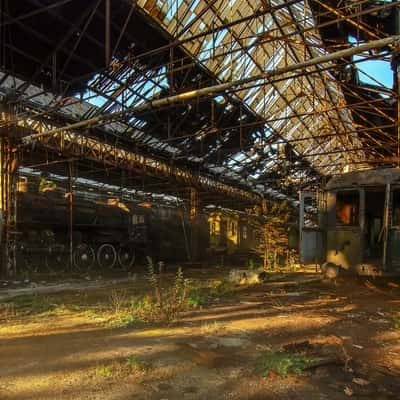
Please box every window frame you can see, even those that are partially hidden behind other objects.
[335,189,360,227]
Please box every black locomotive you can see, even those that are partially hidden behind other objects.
[15,174,203,272]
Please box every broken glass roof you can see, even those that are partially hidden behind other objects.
[137,0,365,175]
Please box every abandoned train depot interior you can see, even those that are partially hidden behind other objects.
[1,1,400,399]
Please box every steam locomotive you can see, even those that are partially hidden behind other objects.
[16,174,206,272]
[14,172,269,273]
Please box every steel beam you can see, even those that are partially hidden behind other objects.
[21,35,400,144]
[16,117,262,204]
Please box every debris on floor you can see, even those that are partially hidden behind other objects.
[0,269,399,400]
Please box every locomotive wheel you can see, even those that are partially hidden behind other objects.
[17,250,37,273]
[117,245,136,270]
[73,243,95,271]
[24,253,41,273]
[96,243,117,269]
[45,251,68,272]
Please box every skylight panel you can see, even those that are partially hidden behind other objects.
[135,0,362,178]
[264,45,284,71]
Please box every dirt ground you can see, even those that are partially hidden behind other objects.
[1,267,400,400]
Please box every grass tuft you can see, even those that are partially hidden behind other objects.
[3,294,55,317]
[260,351,315,378]
[187,279,235,308]
[125,355,149,372]
[109,313,143,328]
[94,356,149,379]
[0,302,17,320]
[95,365,114,378]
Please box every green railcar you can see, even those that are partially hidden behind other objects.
[300,168,400,276]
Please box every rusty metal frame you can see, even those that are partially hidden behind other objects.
[0,0,398,201]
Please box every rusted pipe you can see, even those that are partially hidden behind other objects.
[22,35,400,144]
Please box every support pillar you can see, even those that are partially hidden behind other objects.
[68,162,74,269]
[0,113,18,277]
[393,0,400,166]
[189,187,201,261]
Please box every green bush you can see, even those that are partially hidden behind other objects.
[106,263,235,325]
[187,286,208,307]
[109,259,190,325]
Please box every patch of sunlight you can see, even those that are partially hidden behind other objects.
[131,327,188,337]
[0,313,104,339]
[225,315,339,332]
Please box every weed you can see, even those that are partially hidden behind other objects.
[95,356,149,380]
[82,307,107,321]
[95,365,115,378]
[187,286,207,307]
[106,261,190,326]
[210,279,235,299]
[146,256,161,304]
[110,313,142,328]
[260,351,315,378]
[5,294,55,316]
[125,355,148,372]
[173,266,187,305]
[0,302,17,320]
[187,279,235,308]
[142,257,189,323]
[105,263,233,326]
[109,289,127,314]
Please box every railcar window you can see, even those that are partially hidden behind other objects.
[392,190,400,226]
[132,215,145,225]
[336,191,359,226]
[303,195,318,228]
[230,222,237,236]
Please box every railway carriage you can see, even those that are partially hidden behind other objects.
[300,168,400,276]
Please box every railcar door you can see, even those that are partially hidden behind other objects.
[299,191,324,264]
[387,186,400,272]
[362,188,386,266]
[326,189,363,271]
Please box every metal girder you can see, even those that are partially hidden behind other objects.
[134,0,398,178]
[13,116,263,204]
[2,0,399,202]
[21,36,398,143]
